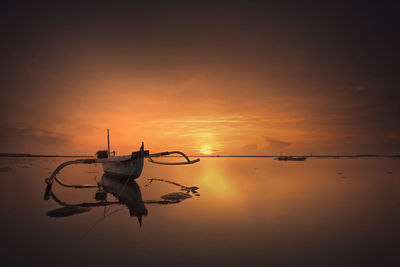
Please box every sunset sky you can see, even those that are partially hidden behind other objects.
[1,1,399,155]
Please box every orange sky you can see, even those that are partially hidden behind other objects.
[1,2,399,155]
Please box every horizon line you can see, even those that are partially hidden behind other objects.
[0,152,399,158]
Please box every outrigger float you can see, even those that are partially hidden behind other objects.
[44,129,200,200]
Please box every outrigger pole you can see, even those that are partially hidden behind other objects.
[44,158,97,200]
[148,151,200,165]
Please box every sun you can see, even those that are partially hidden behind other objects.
[200,145,214,155]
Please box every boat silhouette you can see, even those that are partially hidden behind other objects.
[274,156,307,161]
[44,129,200,200]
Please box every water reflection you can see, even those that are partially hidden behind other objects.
[145,178,200,197]
[101,174,148,223]
[2,157,400,266]
[46,174,200,227]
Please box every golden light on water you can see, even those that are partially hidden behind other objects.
[199,161,244,203]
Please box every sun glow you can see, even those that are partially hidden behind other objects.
[200,145,214,155]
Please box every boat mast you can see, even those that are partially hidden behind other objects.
[107,129,110,157]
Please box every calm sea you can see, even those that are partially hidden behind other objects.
[0,157,399,266]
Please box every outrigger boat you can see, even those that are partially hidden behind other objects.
[274,156,307,161]
[44,129,199,200]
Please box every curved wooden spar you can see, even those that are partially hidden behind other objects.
[44,158,96,200]
[148,151,200,165]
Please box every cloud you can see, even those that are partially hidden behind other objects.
[264,137,292,151]
[0,127,73,153]
[242,137,293,155]
[242,144,260,155]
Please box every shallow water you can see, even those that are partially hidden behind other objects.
[0,157,399,266]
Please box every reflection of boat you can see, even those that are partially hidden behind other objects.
[45,174,200,227]
[274,156,307,161]
[44,129,200,200]
[46,174,147,225]
[101,174,148,223]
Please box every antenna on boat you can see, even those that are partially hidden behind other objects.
[107,129,110,157]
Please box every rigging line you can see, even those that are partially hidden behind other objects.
[81,207,126,240]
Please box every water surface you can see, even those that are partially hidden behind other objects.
[0,157,399,266]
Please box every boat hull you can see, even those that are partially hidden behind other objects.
[102,158,144,179]
[101,143,147,179]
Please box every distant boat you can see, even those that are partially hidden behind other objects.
[274,156,307,161]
